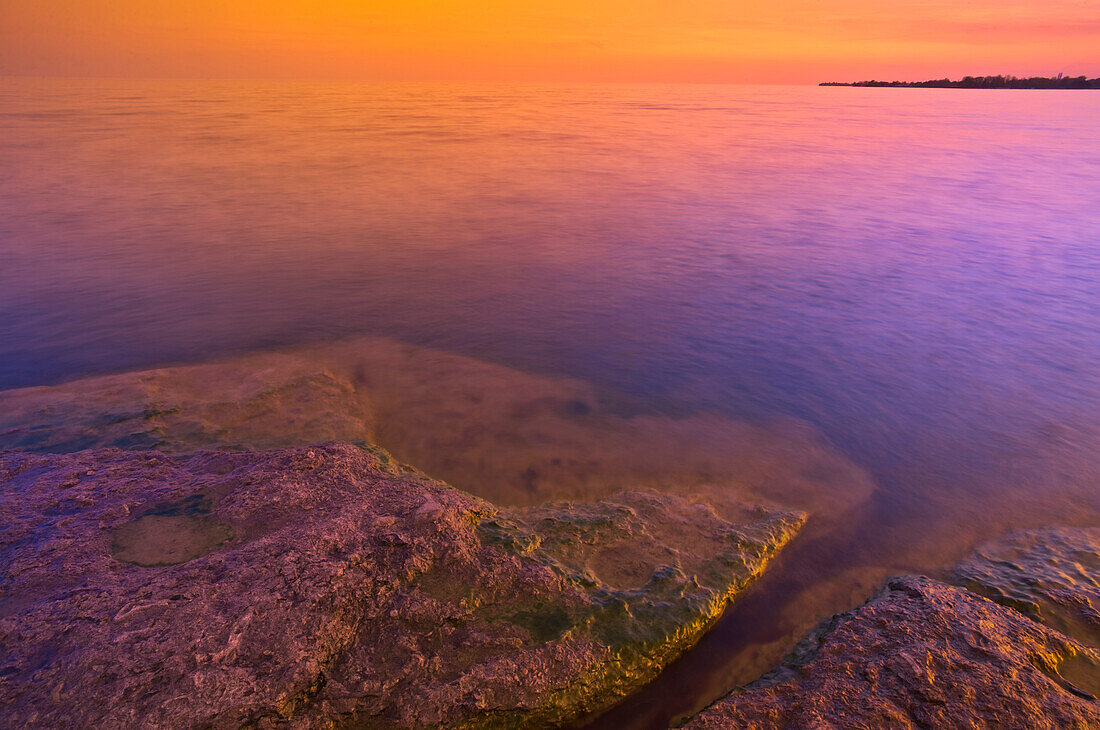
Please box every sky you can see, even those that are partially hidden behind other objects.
[2,0,1098,83]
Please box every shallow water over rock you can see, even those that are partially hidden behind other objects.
[2,337,1097,727]
[109,495,235,567]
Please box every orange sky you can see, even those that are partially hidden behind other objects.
[2,1,1098,83]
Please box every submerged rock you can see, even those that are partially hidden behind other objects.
[0,355,373,453]
[0,337,875,516]
[0,444,803,728]
[683,576,1100,729]
[949,527,1100,647]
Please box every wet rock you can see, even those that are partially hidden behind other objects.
[108,494,235,567]
[949,527,1100,647]
[0,356,372,453]
[683,576,1100,729]
[0,337,875,518]
[0,444,803,728]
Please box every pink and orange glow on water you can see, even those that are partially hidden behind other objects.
[2,1,1099,82]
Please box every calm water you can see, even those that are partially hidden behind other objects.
[3,80,1100,725]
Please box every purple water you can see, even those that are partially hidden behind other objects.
[2,79,1099,725]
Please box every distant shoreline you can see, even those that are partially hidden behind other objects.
[821,75,1100,89]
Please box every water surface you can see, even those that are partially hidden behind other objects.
[2,79,1099,725]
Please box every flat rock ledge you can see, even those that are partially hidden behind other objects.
[0,444,804,729]
[684,573,1100,730]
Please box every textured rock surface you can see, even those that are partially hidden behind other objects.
[683,576,1100,729]
[0,444,803,728]
[950,527,1100,647]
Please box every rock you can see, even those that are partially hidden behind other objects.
[0,355,373,453]
[0,336,874,517]
[0,444,804,728]
[949,527,1100,647]
[683,576,1100,729]
[110,512,235,567]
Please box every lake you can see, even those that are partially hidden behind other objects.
[2,79,1099,726]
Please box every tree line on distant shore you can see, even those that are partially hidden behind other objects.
[821,75,1100,89]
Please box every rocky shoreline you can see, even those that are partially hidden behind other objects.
[1,345,1097,728]
[685,573,1099,728]
[0,444,804,727]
